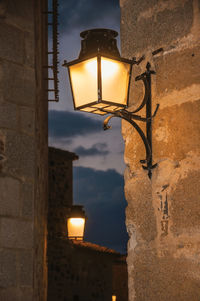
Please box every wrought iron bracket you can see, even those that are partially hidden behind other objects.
[103,62,159,179]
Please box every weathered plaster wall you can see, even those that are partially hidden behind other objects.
[0,1,48,300]
[120,0,200,300]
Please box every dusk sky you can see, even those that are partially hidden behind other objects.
[48,0,129,253]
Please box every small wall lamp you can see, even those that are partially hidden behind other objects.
[67,205,86,241]
[63,28,159,178]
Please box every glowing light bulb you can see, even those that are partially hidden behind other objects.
[101,58,118,79]
[69,218,85,227]
[85,58,97,77]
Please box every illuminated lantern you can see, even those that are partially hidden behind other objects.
[63,28,133,115]
[67,205,86,241]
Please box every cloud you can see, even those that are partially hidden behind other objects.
[73,143,109,157]
[48,110,103,139]
[73,166,128,253]
[59,0,120,34]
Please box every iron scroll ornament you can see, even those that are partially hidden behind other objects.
[101,62,159,179]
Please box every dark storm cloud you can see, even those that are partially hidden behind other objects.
[73,166,128,254]
[59,0,120,33]
[73,143,109,157]
[48,110,103,139]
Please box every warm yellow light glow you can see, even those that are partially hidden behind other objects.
[112,295,117,301]
[85,57,119,79]
[67,217,85,240]
[69,218,85,227]
[101,58,119,79]
[68,55,131,112]
[85,58,97,76]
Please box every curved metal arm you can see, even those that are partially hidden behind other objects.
[103,112,151,164]
[128,76,149,114]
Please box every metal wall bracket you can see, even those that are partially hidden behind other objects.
[103,62,159,179]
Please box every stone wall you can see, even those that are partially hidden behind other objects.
[0,1,48,300]
[48,239,126,301]
[120,0,200,300]
[48,147,78,236]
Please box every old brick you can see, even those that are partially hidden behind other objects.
[0,23,24,64]
[0,218,33,249]
[0,176,20,216]
[0,248,17,287]
[0,60,36,106]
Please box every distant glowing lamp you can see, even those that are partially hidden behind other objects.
[67,205,86,241]
[63,29,133,115]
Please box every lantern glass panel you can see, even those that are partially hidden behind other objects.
[67,217,85,240]
[101,56,131,106]
[69,57,98,109]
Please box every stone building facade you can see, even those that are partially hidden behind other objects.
[48,147,128,301]
[48,239,127,301]
[0,0,48,300]
[120,0,200,300]
[48,147,78,236]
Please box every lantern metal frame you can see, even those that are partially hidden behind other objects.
[63,28,160,179]
[63,53,133,114]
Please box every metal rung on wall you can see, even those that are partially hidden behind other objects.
[45,0,59,102]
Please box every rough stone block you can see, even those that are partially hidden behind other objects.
[171,170,200,235]
[0,176,20,216]
[24,32,35,68]
[132,249,200,300]
[21,182,34,218]
[0,248,17,287]
[154,99,200,162]
[0,23,24,64]
[3,0,34,33]
[125,174,157,242]
[19,106,35,135]
[154,45,200,95]
[2,130,35,179]
[0,60,36,106]
[19,287,33,301]
[0,288,20,301]
[0,101,18,130]
[19,250,33,286]
[121,0,193,55]
[0,218,33,249]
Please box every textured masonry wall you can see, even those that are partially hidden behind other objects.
[120,0,200,300]
[48,147,78,236]
[0,1,48,300]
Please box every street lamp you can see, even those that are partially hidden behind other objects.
[63,28,159,178]
[67,205,86,241]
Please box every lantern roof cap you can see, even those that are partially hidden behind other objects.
[79,28,120,59]
[80,28,118,39]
